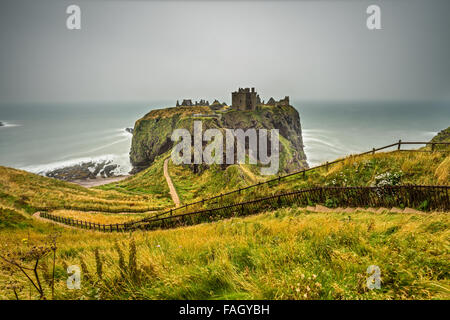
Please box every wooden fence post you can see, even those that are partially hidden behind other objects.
[398,139,402,150]
[372,148,375,155]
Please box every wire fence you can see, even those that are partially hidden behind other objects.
[40,185,449,232]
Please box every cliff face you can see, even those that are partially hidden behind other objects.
[430,127,450,143]
[129,104,308,174]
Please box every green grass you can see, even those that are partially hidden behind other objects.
[0,165,167,214]
[0,207,448,300]
[153,150,450,216]
[97,154,172,206]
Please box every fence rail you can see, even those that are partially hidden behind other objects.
[39,185,449,232]
[34,141,449,218]
[34,206,159,214]
[137,140,450,222]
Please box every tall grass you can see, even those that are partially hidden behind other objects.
[0,208,448,300]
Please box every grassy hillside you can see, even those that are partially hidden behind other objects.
[96,154,172,207]
[431,127,450,144]
[148,150,449,216]
[0,207,448,300]
[0,128,448,300]
[0,159,173,226]
[2,139,447,224]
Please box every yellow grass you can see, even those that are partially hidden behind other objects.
[50,210,151,224]
[0,208,448,300]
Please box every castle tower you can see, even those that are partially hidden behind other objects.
[231,87,258,111]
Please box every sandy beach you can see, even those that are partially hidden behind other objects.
[70,175,131,187]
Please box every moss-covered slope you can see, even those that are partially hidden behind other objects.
[129,104,308,174]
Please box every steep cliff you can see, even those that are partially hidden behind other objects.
[129,104,308,175]
[430,126,450,143]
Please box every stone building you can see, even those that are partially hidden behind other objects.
[266,96,290,107]
[177,99,209,107]
[231,87,261,111]
[177,88,290,110]
[266,97,276,106]
[276,96,290,106]
[182,99,193,106]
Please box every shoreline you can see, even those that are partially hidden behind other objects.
[69,175,131,187]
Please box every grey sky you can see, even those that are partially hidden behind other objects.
[0,0,449,104]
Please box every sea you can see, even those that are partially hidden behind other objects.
[0,101,449,175]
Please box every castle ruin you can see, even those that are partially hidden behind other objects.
[177,99,210,107]
[266,95,290,107]
[231,87,261,111]
[175,87,290,110]
[231,87,289,110]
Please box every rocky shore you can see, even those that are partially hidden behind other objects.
[45,160,119,181]
[42,127,136,183]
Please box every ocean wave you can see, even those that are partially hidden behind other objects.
[0,121,21,128]
[57,128,132,161]
[21,153,132,177]
[80,136,131,155]
[302,135,357,155]
[302,129,363,166]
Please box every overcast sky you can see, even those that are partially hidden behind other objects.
[0,0,449,104]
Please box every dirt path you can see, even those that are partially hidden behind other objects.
[164,158,181,207]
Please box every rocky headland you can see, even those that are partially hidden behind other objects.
[130,103,308,175]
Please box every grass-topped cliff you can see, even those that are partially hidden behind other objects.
[129,104,308,174]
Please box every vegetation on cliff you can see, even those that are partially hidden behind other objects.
[129,104,308,174]
[431,127,450,144]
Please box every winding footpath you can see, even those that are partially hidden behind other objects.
[164,158,181,207]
